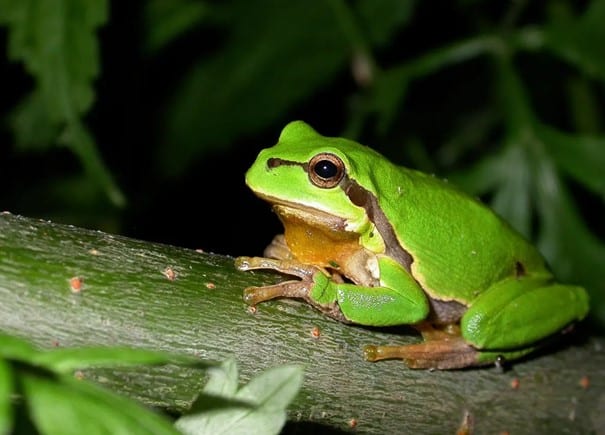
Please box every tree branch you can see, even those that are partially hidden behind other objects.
[0,212,603,434]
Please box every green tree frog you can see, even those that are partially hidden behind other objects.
[235,121,589,369]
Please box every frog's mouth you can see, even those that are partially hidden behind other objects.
[253,192,349,232]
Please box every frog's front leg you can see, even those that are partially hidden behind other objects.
[235,256,348,322]
[237,254,435,331]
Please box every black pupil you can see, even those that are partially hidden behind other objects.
[314,160,338,179]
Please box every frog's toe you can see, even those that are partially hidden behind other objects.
[234,256,253,271]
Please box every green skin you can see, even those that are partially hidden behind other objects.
[236,121,589,369]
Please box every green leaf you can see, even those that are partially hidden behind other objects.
[144,0,210,53]
[236,364,303,410]
[1,333,210,376]
[159,0,347,176]
[0,0,125,207]
[201,359,239,398]
[542,0,605,82]
[159,0,411,176]
[448,153,502,197]
[533,159,605,326]
[9,91,62,150]
[0,334,37,361]
[566,75,602,134]
[371,34,502,135]
[31,346,212,374]
[59,120,126,207]
[488,145,533,237]
[21,372,180,435]
[354,0,415,46]
[0,0,107,120]
[185,360,255,415]
[176,361,304,435]
[535,124,605,198]
[185,394,255,415]
[0,334,212,434]
[0,359,14,435]
[372,68,411,135]
[450,145,533,238]
[178,407,285,435]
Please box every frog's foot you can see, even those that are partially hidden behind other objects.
[364,323,480,369]
[364,338,480,369]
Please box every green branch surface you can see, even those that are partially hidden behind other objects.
[0,212,603,434]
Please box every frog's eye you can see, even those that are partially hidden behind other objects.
[308,153,345,188]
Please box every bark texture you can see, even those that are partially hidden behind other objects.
[0,212,603,434]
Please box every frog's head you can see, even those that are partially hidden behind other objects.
[245,121,388,234]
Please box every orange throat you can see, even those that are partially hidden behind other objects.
[274,205,363,270]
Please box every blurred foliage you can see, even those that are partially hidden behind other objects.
[0,333,303,435]
[0,0,604,325]
[0,333,199,434]
[0,0,125,207]
[176,359,303,435]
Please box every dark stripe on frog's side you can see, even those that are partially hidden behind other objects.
[340,177,414,273]
[341,177,467,324]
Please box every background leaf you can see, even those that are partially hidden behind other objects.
[158,0,415,176]
[176,360,303,435]
[536,124,605,198]
[0,0,105,119]
[0,359,14,435]
[236,364,303,411]
[144,0,210,53]
[533,159,605,323]
[0,0,124,206]
[200,359,239,399]
[21,372,180,435]
[542,0,605,81]
[0,334,217,435]
[31,346,211,374]
[0,333,37,361]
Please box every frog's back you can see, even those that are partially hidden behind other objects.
[373,164,550,304]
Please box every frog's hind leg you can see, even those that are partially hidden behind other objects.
[364,322,540,369]
[365,276,589,369]
[460,276,589,354]
[364,322,483,369]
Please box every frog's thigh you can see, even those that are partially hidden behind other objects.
[334,257,429,326]
[461,277,589,350]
